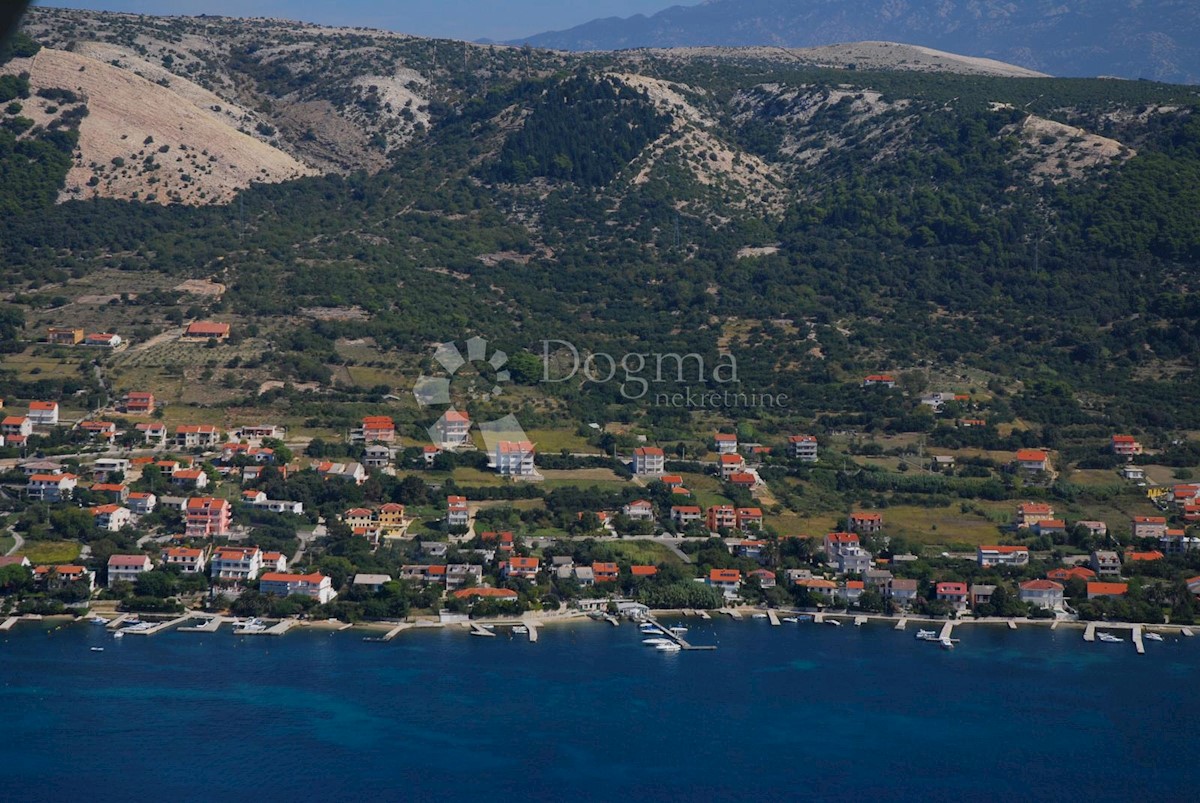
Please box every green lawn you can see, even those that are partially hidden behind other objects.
[880,505,1006,546]
[527,429,600,454]
[0,534,15,555]
[18,540,83,564]
[606,540,685,567]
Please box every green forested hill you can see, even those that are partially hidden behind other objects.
[3,10,1200,439]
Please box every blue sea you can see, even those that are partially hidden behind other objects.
[1,618,1197,802]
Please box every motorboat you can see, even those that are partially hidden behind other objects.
[752,613,769,620]
[669,626,688,634]
[90,647,104,652]
[642,638,673,646]
[112,631,124,639]
[655,642,682,652]
[639,623,658,632]
[89,616,108,625]
[825,619,842,627]
[1144,632,1164,642]
[915,629,939,641]
[1097,632,1123,643]
[939,637,955,650]
[512,626,528,635]
[781,617,799,624]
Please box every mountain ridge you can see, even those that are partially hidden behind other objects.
[513,0,1200,84]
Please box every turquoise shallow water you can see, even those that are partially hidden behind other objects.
[1,619,1197,802]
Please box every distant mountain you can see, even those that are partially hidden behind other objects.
[513,0,1200,84]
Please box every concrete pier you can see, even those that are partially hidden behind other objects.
[698,610,712,620]
[1084,623,1096,642]
[642,615,716,651]
[0,616,19,631]
[178,616,225,633]
[106,613,133,630]
[261,618,298,636]
[1132,625,1145,655]
[894,618,907,631]
[814,612,825,624]
[767,610,781,626]
[1008,621,1018,630]
[381,622,413,641]
[469,622,496,637]
[938,622,955,640]
[523,621,539,643]
[1051,620,1059,630]
[854,616,867,627]
[123,615,188,635]
[1183,628,1194,637]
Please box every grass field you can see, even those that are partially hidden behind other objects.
[0,535,15,555]
[527,429,599,454]
[540,468,629,492]
[677,472,733,509]
[606,540,685,567]
[1,349,84,382]
[879,504,1006,546]
[17,540,82,564]
[766,512,839,537]
[451,467,505,487]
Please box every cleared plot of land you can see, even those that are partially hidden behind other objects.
[766,512,839,537]
[450,468,505,487]
[17,541,83,564]
[1,349,87,382]
[880,505,1004,546]
[1063,469,1126,489]
[676,472,733,509]
[606,540,685,567]
[526,429,600,454]
[0,535,15,555]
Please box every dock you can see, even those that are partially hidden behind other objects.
[722,608,743,620]
[854,616,867,627]
[122,615,189,636]
[1083,622,1096,642]
[1183,628,1194,637]
[523,620,539,643]
[178,616,225,633]
[469,622,496,637]
[767,610,781,626]
[382,622,413,641]
[106,613,133,630]
[603,615,620,626]
[814,612,825,624]
[0,616,19,631]
[1132,625,1145,655]
[697,610,712,620]
[258,618,298,636]
[894,618,907,631]
[938,621,955,640]
[1008,621,1018,630]
[642,615,716,651]
[1051,620,1059,630]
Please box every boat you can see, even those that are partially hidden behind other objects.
[112,631,124,639]
[781,617,799,624]
[654,642,682,652]
[751,613,768,620]
[939,637,955,650]
[825,619,842,627]
[796,615,813,622]
[233,618,267,634]
[915,629,939,641]
[1097,632,1123,643]
[469,630,492,637]
[89,616,107,625]
[512,626,528,635]
[90,647,104,652]
[1144,632,1164,642]
[642,638,673,646]
[669,626,688,634]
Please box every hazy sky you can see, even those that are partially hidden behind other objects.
[36,1,699,41]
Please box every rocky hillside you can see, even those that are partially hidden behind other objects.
[514,0,1200,84]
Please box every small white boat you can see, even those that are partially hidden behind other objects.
[89,616,108,625]
[639,623,658,632]
[1144,632,1164,642]
[90,647,104,652]
[781,617,799,624]
[669,626,688,634]
[482,624,495,630]
[512,626,528,634]
[642,638,673,646]
[112,631,124,639]
[825,619,842,627]
[752,613,769,620]
[655,642,682,652]
[1098,632,1123,643]
[916,629,939,641]
[939,637,955,650]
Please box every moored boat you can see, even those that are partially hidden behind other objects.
[655,642,682,652]
[1144,632,1164,642]
[916,629,939,641]
[1098,632,1123,643]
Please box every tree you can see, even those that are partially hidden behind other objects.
[0,563,33,595]
[134,571,176,599]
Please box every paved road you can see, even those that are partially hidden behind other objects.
[5,529,24,557]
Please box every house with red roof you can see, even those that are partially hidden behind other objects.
[121,392,155,414]
[1019,579,1065,610]
[863,374,895,388]
[671,505,702,526]
[27,401,59,427]
[210,547,266,581]
[433,410,471,448]
[183,321,231,341]
[976,545,1030,568]
[127,491,157,516]
[353,415,396,444]
[1015,450,1050,473]
[708,568,742,598]
[719,452,746,479]
[1126,550,1165,562]
[706,505,737,531]
[79,420,117,441]
[107,554,152,587]
[91,483,129,503]
[749,569,777,589]
[728,472,757,488]
[1111,434,1143,458]
[2,415,33,438]
[259,571,336,603]
[630,565,658,578]
[452,587,518,602]
[660,475,684,489]
[1047,566,1096,583]
[788,434,818,462]
[33,564,95,592]
[185,496,232,537]
[736,507,763,531]
[823,532,860,558]
[713,433,738,454]
[592,562,619,584]
[1131,516,1168,540]
[632,446,665,476]
[1087,582,1129,599]
[162,547,207,574]
[935,582,969,612]
[1015,502,1056,528]
[849,512,883,534]
[27,473,77,502]
[171,468,209,490]
[446,495,469,529]
[622,499,655,521]
[174,424,222,449]
[88,505,131,533]
[504,556,540,581]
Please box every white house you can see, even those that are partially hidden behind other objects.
[1019,579,1065,610]
[162,547,206,574]
[433,410,471,448]
[90,504,132,532]
[260,572,336,604]
[714,434,738,454]
[27,401,59,427]
[632,446,665,476]
[708,569,742,599]
[107,554,152,587]
[446,495,470,529]
[622,499,655,521]
[210,547,264,581]
[788,435,818,462]
[977,546,1030,567]
[493,440,536,477]
[27,473,78,502]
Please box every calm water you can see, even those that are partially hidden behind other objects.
[1,619,1197,802]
